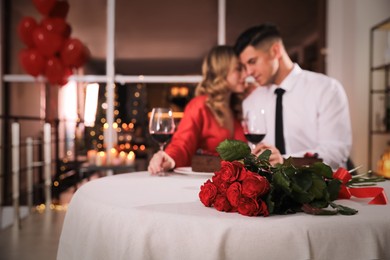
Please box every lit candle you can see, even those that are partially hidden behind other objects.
[113,123,118,147]
[384,160,390,178]
[109,148,119,165]
[126,151,135,166]
[95,151,106,166]
[110,147,118,158]
[87,150,97,164]
[118,151,127,165]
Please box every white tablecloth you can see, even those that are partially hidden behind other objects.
[57,171,390,260]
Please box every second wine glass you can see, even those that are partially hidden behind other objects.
[149,108,175,176]
[149,108,176,152]
[242,109,267,150]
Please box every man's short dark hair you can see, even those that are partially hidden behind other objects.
[234,23,282,55]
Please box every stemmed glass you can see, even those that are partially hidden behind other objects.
[242,110,267,150]
[149,108,176,173]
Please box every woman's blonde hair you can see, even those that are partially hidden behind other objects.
[195,45,243,126]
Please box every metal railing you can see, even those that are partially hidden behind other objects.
[10,122,51,228]
[0,115,82,229]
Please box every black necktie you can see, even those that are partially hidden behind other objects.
[275,88,286,154]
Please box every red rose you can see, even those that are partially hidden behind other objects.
[237,197,260,216]
[242,172,270,198]
[218,161,244,182]
[238,167,249,181]
[226,182,242,207]
[212,173,220,183]
[212,174,230,195]
[258,199,269,217]
[199,180,218,207]
[214,194,232,212]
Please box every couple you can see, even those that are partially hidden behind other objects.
[148,23,352,174]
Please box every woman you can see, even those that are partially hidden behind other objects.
[148,45,247,174]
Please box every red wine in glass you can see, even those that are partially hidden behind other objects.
[149,108,176,175]
[244,133,266,144]
[150,133,173,144]
[242,110,267,150]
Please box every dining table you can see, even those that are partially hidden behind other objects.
[57,171,390,260]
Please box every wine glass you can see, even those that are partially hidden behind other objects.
[149,108,176,173]
[242,109,267,150]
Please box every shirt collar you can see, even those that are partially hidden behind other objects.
[275,63,302,92]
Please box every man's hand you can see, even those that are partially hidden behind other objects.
[147,151,175,175]
[253,143,284,166]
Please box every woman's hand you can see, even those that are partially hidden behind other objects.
[147,151,175,175]
[253,143,284,166]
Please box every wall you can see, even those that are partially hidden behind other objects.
[327,0,390,171]
[9,0,43,133]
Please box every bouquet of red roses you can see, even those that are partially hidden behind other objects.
[199,140,386,217]
[199,160,271,216]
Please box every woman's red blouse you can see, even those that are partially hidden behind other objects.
[164,95,246,168]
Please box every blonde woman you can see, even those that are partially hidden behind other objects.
[148,45,247,174]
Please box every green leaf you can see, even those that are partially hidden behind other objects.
[258,149,271,161]
[309,199,329,209]
[291,190,314,203]
[216,139,251,161]
[283,157,295,166]
[327,179,342,201]
[265,192,275,214]
[289,172,316,203]
[347,175,386,187]
[308,174,327,199]
[301,204,338,215]
[291,172,313,192]
[308,162,333,178]
[273,170,292,194]
[283,165,297,178]
[329,202,358,215]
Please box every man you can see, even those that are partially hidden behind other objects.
[234,23,352,169]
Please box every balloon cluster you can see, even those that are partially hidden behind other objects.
[17,0,89,85]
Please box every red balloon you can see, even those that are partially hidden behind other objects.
[45,56,66,85]
[18,48,46,77]
[32,27,64,57]
[32,0,56,16]
[63,23,72,38]
[58,67,72,86]
[75,45,90,68]
[40,17,69,37]
[60,38,89,68]
[17,16,38,47]
[48,1,69,18]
